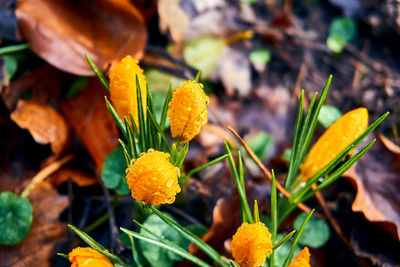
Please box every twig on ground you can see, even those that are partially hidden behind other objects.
[20,154,74,197]
[95,173,123,253]
[312,184,350,245]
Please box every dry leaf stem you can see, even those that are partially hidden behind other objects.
[21,154,74,198]
[313,185,350,245]
[227,125,316,215]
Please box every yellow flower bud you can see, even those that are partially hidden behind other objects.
[68,247,113,267]
[109,55,147,127]
[230,222,272,267]
[288,247,311,267]
[126,149,181,205]
[300,107,368,180]
[167,80,209,143]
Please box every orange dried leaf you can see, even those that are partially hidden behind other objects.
[167,80,209,143]
[288,247,311,267]
[110,55,147,126]
[69,247,113,267]
[10,99,70,157]
[126,149,181,205]
[16,0,147,75]
[300,107,368,180]
[230,222,272,267]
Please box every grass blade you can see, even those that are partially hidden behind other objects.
[68,224,124,264]
[105,96,127,140]
[85,53,110,92]
[124,117,138,158]
[272,230,296,251]
[283,210,314,267]
[195,71,201,82]
[150,207,223,265]
[297,76,332,167]
[182,154,228,184]
[270,170,278,266]
[121,227,212,267]
[224,142,253,224]
[127,234,143,267]
[147,107,172,152]
[289,144,355,202]
[302,139,375,201]
[57,253,68,259]
[118,139,131,167]
[136,75,147,152]
[285,90,304,188]
[174,143,189,168]
[160,83,172,131]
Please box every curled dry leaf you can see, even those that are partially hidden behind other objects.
[59,78,119,172]
[10,99,70,157]
[0,181,68,267]
[186,196,241,264]
[16,0,147,75]
[50,167,97,187]
[345,135,400,240]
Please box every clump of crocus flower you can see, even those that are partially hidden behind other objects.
[167,80,209,143]
[230,221,272,267]
[126,149,181,205]
[288,247,311,267]
[300,107,368,180]
[69,247,113,267]
[109,55,147,127]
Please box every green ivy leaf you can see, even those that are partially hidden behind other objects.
[246,132,274,161]
[139,213,187,267]
[293,213,330,248]
[282,149,292,163]
[249,48,272,66]
[183,37,225,78]
[327,17,357,53]
[2,55,18,80]
[318,105,342,128]
[330,17,357,43]
[273,234,301,267]
[102,147,128,191]
[114,177,130,195]
[66,77,89,99]
[326,34,346,53]
[0,192,33,245]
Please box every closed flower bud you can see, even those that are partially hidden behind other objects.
[126,149,181,205]
[167,80,209,143]
[300,107,368,180]
[69,247,113,267]
[288,247,311,267]
[230,222,272,267]
[109,55,147,127]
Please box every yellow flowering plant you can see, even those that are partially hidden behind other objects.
[59,56,388,267]
[61,56,312,267]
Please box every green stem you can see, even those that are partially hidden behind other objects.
[182,154,228,185]
[0,43,30,55]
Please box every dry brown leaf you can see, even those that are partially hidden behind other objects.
[16,0,147,75]
[0,181,68,267]
[50,167,97,187]
[345,135,400,240]
[10,99,70,157]
[59,78,119,172]
[177,196,241,267]
[189,196,241,255]
[1,64,63,111]
[158,0,252,42]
